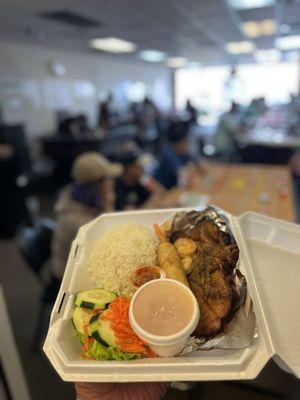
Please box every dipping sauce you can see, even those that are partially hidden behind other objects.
[130,266,162,288]
[132,280,194,336]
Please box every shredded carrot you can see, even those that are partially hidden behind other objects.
[83,324,89,336]
[144,347,157,358]
[102,297,157,357]
[153,223,167,243]
[83,337,90,352]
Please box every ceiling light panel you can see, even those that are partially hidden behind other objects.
[165,57,187,68]
[139,50,166,62]
[226,41,255,54]
[227,0,275,10]
[89,37,136,53]
[242,19,276,38]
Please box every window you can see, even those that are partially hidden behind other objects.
[175,62,299,123]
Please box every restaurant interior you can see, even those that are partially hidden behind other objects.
[1,0,300,399]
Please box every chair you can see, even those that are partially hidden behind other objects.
[4,124,31,174]
[16,218,59,350]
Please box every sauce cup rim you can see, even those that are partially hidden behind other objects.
[129,278,200,345]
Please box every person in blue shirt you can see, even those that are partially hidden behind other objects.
[154,121,199,189]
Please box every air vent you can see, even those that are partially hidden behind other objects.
[40,10,101,28]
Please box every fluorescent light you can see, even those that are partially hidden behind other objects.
[242,19,276,38]
[165,57,187,68]
[226,41,255,54]
[275,35,300,50]
[188,61,202,68]
[254,49,280,62]
[228,0,275,10]
[139,50,166,62]
[89,37,136,53]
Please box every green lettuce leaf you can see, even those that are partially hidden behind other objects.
[75,330,86,345]
[85,339,142,361]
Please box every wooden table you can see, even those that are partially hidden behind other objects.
[150,164,295,222]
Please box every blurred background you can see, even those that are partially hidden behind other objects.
[1,0,300,399]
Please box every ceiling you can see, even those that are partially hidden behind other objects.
[0,0,299,66]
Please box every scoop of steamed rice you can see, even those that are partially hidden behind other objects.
[87,223,159,295]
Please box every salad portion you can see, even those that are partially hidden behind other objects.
[72,288,155,360]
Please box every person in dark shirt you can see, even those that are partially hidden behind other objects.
[154,121,199,189]
[185,99,198,125]
[115,153,151,210]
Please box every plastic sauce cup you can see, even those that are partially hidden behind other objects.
[130,266,166,290]
[129,279,200,357]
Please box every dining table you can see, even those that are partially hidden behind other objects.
[239,129,300,149]
[147,163,295,222]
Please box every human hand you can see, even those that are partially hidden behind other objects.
[75,382,169,400]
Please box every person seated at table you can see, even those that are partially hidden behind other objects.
[76,114,93,138]
[213,101,241,161]
[185,99,198,125]
[51,152,122,281]
[115,151,164,210]
[58,117,83,141]
[243,97,267,121]
[137,96,160,144]
[154,121,204,189]
[97,92,117,132]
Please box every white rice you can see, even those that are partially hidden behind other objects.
[87,223,159,295]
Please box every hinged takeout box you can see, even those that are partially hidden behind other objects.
[43,208,300,382]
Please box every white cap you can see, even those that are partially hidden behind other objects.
[71,152,123,184]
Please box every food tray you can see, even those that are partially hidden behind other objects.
[43,208,300,382]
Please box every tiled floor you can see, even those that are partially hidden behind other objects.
[0,239,74,400]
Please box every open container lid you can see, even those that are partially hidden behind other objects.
[43,208,300,381]
[235,212,300,378]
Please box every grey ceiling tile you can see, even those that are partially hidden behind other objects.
[238,6,275,21]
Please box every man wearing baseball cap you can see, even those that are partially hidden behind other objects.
[51,152,122,281]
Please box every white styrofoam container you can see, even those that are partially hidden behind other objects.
[43,208,300,382]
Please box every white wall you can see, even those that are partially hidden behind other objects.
[0,40,171,137]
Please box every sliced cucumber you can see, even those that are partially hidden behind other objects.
[89,312,116,348]
[72,306,95,336]
[74,288,117,310]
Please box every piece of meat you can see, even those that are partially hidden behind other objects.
[186,221,238,337]
[170,213,240,339]
[189,280,221,337]
[190,220,220,245]
[190,220,230,246]
[205,270,232,319]
[189,264,232,336]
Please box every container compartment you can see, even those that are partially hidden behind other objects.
[44,208,300,381]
